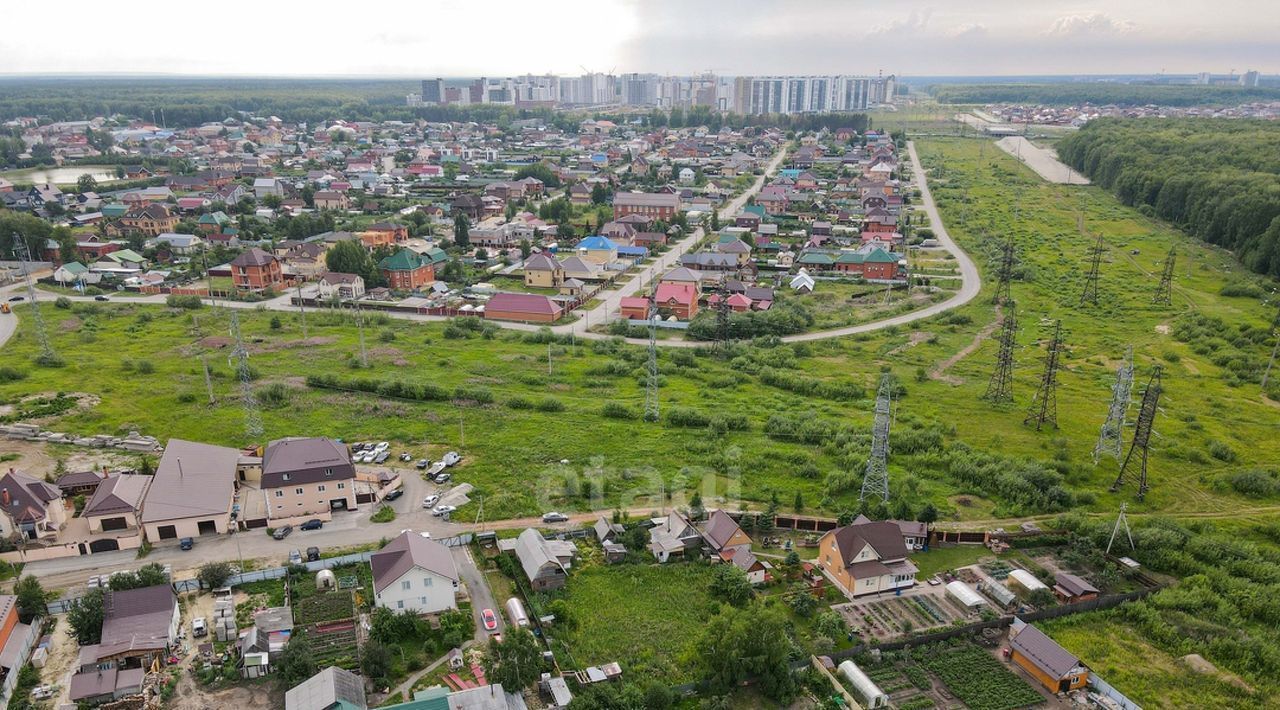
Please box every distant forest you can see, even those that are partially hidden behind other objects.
[1057,118,1280,278]
[0,77,866,134]
[930,83,1280,107]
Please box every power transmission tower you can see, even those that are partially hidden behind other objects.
[296,281,308,339]
[1153,246,1176,305]
[354,303,368,367]
[227,309,264,440]
[992,237,1015,305]
[12,237,55,363]
[643,296,660,422]
[1093,346,1134,463]
[1110,366,1163,501]
[982,302,1017,403]
[1023,320,1063,431]
[1106,502,1135,554]
[1079,233,1104,306]
[714,283,732,355]
[860,374,894,504]
[201,355,215,404]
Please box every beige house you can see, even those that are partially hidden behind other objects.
[0,470,67,541]
[261,437,357,522]
[83,474,151,534]
[141,440,240,542]
[316,272,366,300]
[522,252,563,288]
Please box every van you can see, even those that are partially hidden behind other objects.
[192,618,208,638]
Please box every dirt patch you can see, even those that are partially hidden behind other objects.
[254,335,339,353]
[1155,324,1171,335]
[0,439,139,478]
[198,336,234,349]
[886,331,932,357]
[930,309,1002,384]
[170,673,281,710]
[1181,654,1254,692]
[57,317,82,332]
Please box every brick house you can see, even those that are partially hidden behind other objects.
[378,248,434,290]
[653,282,699,320]
[612,192,681,221]
[261,437,357,521]
[231,248,284,290]
[484,293,562,323]
[109,204,179,237]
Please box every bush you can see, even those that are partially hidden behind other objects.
[54,296,71,309]
[370,505,396,523]
[166,294,204,309]
[535,397,565,412]
[258,383,292,407]
[0,366,27,383]
[505,396,534,410]
[666,406,710,428]
[601,402,635,419]
[1219,469,1280,498]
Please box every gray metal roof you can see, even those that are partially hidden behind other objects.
[285,666,367,710]
[83,474,151,517]
[141,439,239,523]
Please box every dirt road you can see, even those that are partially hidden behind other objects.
[995,136,1090,185]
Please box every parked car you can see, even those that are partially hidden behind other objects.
[422,494,439,508]
[374,451,390,464]
[300,518,323,531]
[442,451,462,466]
[400,453,412,462]
[289,549,302,565]
[432,504,457,517]
[94,295,109,302]
[30,686,55,700]
[273,525,293,540]
[179,537,194,551]
[192,617,208,638]
[433,473,451,484]
[7,296,24,302]
[375,441,390,452]
[415,459,430,469]
[542,512,569,523]
[306,546,320,562]
[482,608,498,632]
[383,488,404,501]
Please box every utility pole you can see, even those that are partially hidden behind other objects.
[547,341,553,376]
[13,237,55,363]
[1093,346,1134,463]
[982,302,1017,403]
[1024,320,1063,431]
[296,281,308,339]
[1080,233,1104,306]
[201,355,215,404]
[643,295,660,422]
[715,282,732,356]
[1110,366,1163,501]
[860,374,894,504]
[1153,246,1176,305]
[354,303,368,367]
[228,309,263,440]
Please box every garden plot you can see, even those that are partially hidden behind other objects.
[834,587,980,640]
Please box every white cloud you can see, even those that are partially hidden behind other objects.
[868,8,934,36]
[946,23,988,38]
[1044,12,1136,37]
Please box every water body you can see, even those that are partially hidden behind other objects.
[2,166,118,185]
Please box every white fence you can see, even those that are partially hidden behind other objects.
[1089,673,1143,710]
[0,616,42,706]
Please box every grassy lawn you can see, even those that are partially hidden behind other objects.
[1040,613,1257,709]
[540,561,718,682]
[911,544,995,578]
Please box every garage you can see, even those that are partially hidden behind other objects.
[89,538,120,553]
[197,520,219,536]
[157,525,178,540]
[100,517,129,532]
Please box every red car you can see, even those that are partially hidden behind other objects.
[482,608,498,632]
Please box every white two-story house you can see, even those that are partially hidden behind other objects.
[370,531,460,615]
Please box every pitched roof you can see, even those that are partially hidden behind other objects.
[487,292,561,316]
[261,437,354,488]
[98,585,176,659]
[654,282,697,306]
[371,531,459,593]
[1053,572,1099,597]
[0,471,61,524]
[231,247,276,267]
[141,439,239,523]
[284,666,367,710]
[825,520,910,570]
[379,248,427,272]
[83,474,151,517]
[575,236,617,251]
[1009,622,1085,680]
[702,510,747,550]
[522,252,561,272]
[659,267,702,283]
[613,192,680,208]
[514,528,576,581]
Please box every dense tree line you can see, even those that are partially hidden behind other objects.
[930,83,1280,107]
[1057,118,1280,277]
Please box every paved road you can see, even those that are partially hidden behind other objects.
[995,136,1090,185]
[453,544,503,637]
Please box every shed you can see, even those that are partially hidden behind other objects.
[1007,569,1048,594]
[980,580,1017,607]
[945,580,986,609]
[837,660,888,709]
[316,569,336,590]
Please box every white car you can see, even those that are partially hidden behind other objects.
[192,617,208,637]
[442,451,462,466]
[426,461,447,477]
[422,494,440,508]
[432,504,457,517]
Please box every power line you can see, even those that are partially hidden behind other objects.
[12,237,55,363]
[228,309,263,440]
[1110,366,1164,501]
[1093,346,1134,464]
[1023,319,1063,431]
[860,374,894,504]
[643,295,660,422]
[982,302,1017,404]
[1080,233,1104,306]
[1153,246,1176,305]
[992,236,1015,306]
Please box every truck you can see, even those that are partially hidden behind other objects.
[192,617,208,638]
[505,597,530,628]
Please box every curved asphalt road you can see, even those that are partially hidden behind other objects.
[0,141,979,350]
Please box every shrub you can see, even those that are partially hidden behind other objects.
[54,296,71,309]
[134,360,155,374]
[379,328,396,342]
[258,383,292,407]
[1219,469,1280,498]
[666,406,710,428]
[370,506,396,523]
[0,366,27,383]
[601,402,635,419]
[505,396,534,410]
[166,294,203,309]
[1207,440,1237,462]
[535,397,565,413]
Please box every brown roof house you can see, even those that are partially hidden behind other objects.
[1007,618,1090,694]
[370,531,461,615]
[93,584,179,667]
[500,528,577,591]
[0,470,67,541]
[700,510,772,584]
[261,437,357,523]
[231,248,284,291]
[1052,573,1100,604]
[522,252,564,289]
[83,474,151,535]
[485,293,562,323]
[816,518,918,597]
[140,439,240,543]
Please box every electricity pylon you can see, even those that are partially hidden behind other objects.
[1024,320,1063,431]
[860,374,894,504]
[1153,246,1176,305]
[1080,233,1104,306]
[992,237,1015,306]
[982,302,1017,403]
[228,309,264,439]
[13,237,55,363]
[1093,346,1134,463]
[1110,366,1163,501]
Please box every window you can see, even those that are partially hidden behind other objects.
[396,600,404,609]
[423,577,433,588]
[275,491,283,498]
[421,596,428,606]
[337,483,345,490]
[295,488,303,495]
[283,474,290,481]
[318,485,326,492]
[401,580,411,591]
[325,468,333,476]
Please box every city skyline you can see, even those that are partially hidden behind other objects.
[2,0,1277,77]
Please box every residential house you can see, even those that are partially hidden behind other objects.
[1007,619,1091,694]
[284,666,366,710]
[83,474,151,534]
[679,252,737,272]
[816,518,918,597]
[111,203,178,237]
[632,232,667,248]
[281,242,330,279]
[231,248,284,290]
[568,184,592,206]
[700,510,772,583]
[574,236,618,265]
[619,296,650,320]
[522,252,564,288]
[151,233,204,255]
[712,239,752,266]
[485,293,562,323]
[592,516,627,561]
[371,531,461,615]
[612,192,680,221]
[196,211,232,234]
[365,222,409,243]
[316,272,366,300]
[648,510,702,563]
[505,528,577,591]
[253,178,284,199]
[1052,573,1100,604]
[94,584,180,667]
[653,282,699,321]
[140,439,239,542]
[261,437,357,521]
[379,248,434,290]
[450,194,484,221]
[313,190,350,211]
[53,261,101,286]
[559,256,603,282]
[55,470,106,497]
[0,470,66,541]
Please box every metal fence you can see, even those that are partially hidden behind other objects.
[1089,672,1143,710]
[0,616,42,706]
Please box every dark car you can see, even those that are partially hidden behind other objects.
[272,525,293,540]
[374,451,390,464]
[179,537,194,551]
[415,459,429,469]
[383,488,404,501]
[7,296,24,302]
[300,518,323,531]
[306,546,320,562]
[94,295,109,301]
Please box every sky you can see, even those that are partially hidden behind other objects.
[2,0,1276,77]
